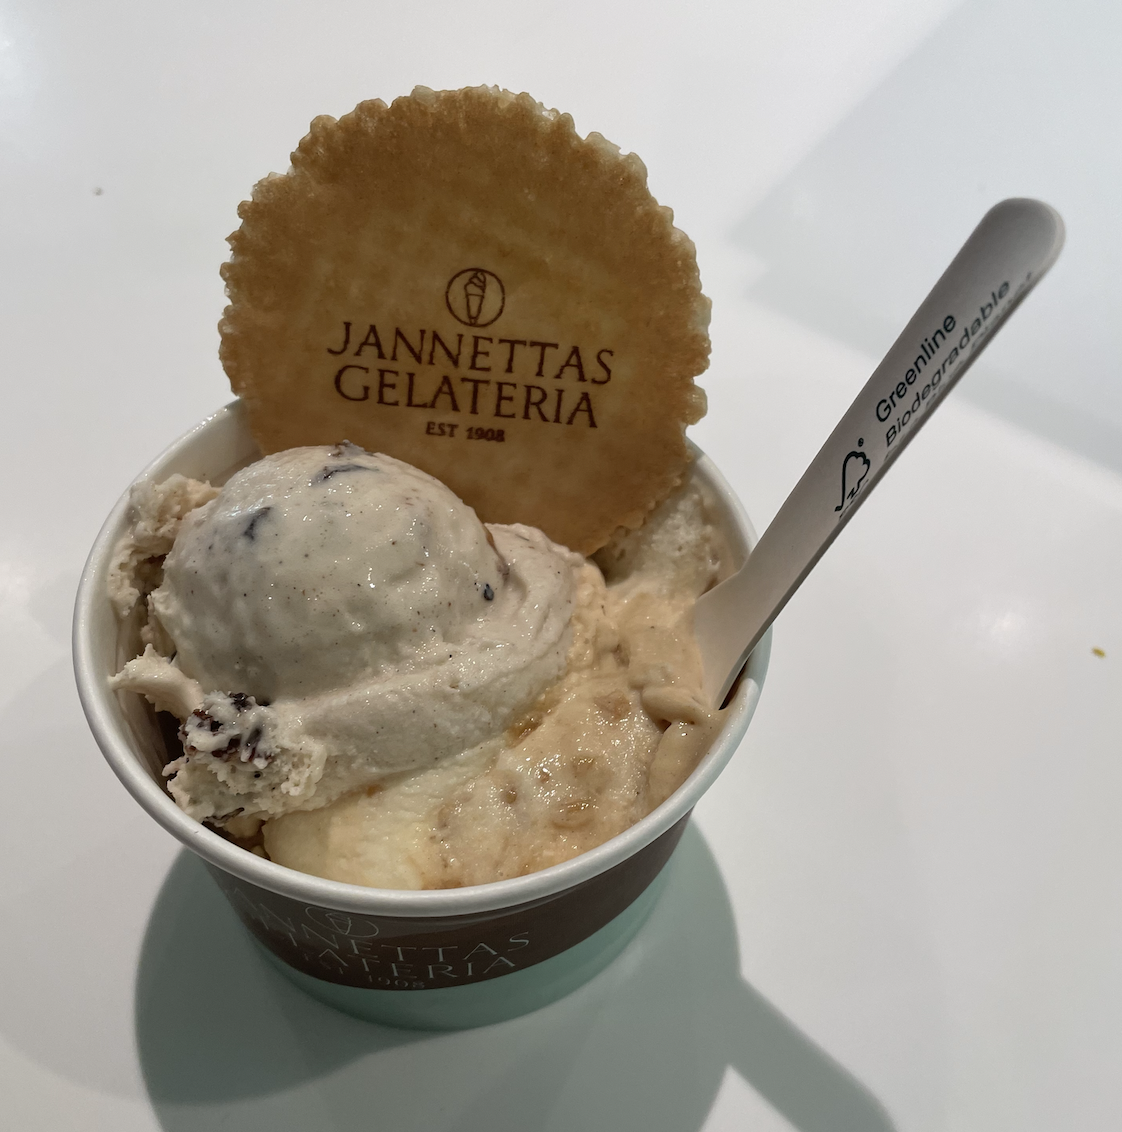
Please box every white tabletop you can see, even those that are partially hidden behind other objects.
[3,1,1121,1128]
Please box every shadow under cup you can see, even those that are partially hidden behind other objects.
[73,402,770,1030]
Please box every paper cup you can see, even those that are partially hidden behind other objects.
[73,402,770,1030]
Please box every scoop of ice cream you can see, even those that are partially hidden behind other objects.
[110,444,582,823]
[153,443,509,701]
[262,480,726,889]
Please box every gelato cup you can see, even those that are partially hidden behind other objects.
[73,402,770,1030]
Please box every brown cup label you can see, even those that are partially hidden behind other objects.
[207,814,688,990]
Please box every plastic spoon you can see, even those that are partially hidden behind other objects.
[694,197,1065,707]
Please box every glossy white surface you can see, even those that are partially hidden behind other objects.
[3,1,1120,1129]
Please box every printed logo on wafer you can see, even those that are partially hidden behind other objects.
[219,85,710,553]
[445,268,505,327]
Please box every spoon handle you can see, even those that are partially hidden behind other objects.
[696,198,1065,706]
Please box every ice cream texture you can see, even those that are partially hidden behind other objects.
[110,442,724,889]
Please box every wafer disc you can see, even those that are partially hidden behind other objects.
[220,86,709,553]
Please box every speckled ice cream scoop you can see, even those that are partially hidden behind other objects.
[110,444,581,823]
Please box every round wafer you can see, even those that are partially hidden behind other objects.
[220,86,709,553]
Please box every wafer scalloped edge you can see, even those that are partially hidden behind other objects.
[219,86,710,553]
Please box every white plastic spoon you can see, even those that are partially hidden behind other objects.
[695,198,1065,707]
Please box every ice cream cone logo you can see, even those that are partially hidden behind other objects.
[464,270,486,323]
[303,906,382,938]
[445,267,506,327]
[835,438,871,513]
